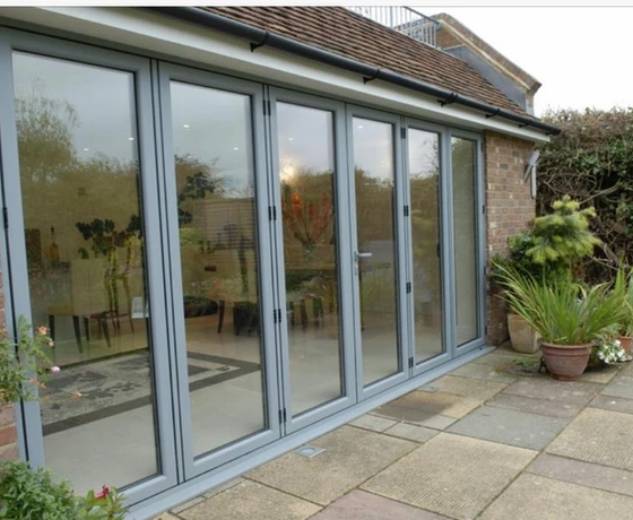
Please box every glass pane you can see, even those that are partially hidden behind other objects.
[451,137,479,345]
[408,129,443,361]
[13,52,158,491]
[170,81,266,458]
[277,102,342,416]
[352,117,399,385]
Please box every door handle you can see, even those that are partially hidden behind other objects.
[355,251,373,261]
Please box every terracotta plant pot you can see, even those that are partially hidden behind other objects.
[541,342,592,381]
[619,336,633,354]
[507,313,539,354]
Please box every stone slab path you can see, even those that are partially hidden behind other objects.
[154,346,633,520]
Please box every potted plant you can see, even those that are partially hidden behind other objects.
[495,196,601,353]
[612,268,633,353]
[495,265,624,380]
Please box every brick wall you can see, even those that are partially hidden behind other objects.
[0,274,18,462]
[484,131,536,345]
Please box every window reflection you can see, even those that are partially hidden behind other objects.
[408,129,443,361]
[13,51,158,491]
[170,81,266,457]
[277,102,343,416]
[353,118,400,385]
[451,137,479,345]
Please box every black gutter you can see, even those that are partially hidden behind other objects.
[153,6,560,136]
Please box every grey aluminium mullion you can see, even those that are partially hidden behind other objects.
[157,63,280,479]
[267,87,355,433]
[443,130,457,359]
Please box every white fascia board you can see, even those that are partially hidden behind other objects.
[0,6,549,143]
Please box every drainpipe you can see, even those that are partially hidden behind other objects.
[152,6,560,136]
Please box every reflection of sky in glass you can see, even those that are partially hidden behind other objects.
[277,102,334,180]
[170,81,253,197]
[353,118,393,182]
[13,51,137,163]
[408,129,439,180]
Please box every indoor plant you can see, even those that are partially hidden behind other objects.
[495,265,624,380]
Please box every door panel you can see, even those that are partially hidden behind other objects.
[269,88,355,432]
[0,29,177,503]
[158,64,279,477]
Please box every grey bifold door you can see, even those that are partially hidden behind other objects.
[157,64,280,478]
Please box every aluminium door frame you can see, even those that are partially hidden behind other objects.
[156,62,281,480]
[267,86,356,433]
[401,118,453,374]
[446,128,487,354]
[0,27,178,503]
[346,104,409,400]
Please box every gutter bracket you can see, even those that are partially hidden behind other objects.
[363,69,381,84]
[485,108,501,119]
[438,92,458,107]
[250,32,270,52]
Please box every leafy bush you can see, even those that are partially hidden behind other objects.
[0,462,125,520]
[494,264,624,345]
[539,108,633,282]
[613,267,633,336]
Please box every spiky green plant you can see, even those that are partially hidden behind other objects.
[494,264,624,346]
[613,267,633,336]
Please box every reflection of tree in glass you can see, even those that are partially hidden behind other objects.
[175,155,223,226]
[281,168,334,258]
[354,167,394,244]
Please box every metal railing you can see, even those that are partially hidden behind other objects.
[347,6,439,47]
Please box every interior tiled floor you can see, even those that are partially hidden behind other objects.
[154,345,633,520]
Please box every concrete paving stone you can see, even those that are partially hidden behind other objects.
[376,390,481,425]
[311,490,449,520]
[152,513,180,520]
[202,477,243,498]
[179,480,320,520]
[451,362,517,383]
[486,392,582,418]
[420,375,507,401]
[350,413,398,432]
[448,405,568,450]
[527,453,633,497]
[471,349,540,368]
[502,377,601,406]
[578,366,619,384]
[247,425,416,505]
[589,394,633,415]
[362,433,536,520]
[547,408,633,471]
[384,422,439,443]
[480,473,633,520]
[601,375,633,400]
[617,360,633,377]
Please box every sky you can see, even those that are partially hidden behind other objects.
[420,7,633,116]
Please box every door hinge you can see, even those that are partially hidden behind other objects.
[482,204,486,215]
[436,243,441,258]
[408,357,414,369]
[279,408,287,423]
[400,127,406,139]
[403,205,409,217]
[406,281,412,294]
[263,99,271,116]
[2,207,7,230]
[268,205,277,221]
[273,308,282,323]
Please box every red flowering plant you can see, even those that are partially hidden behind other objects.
[78,484,125,520]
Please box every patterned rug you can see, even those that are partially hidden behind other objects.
[40,350,260,435]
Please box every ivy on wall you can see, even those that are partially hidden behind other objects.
[538,109,633,282]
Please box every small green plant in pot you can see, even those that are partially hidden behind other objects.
[613,268,633,353]
[495,265,625,380]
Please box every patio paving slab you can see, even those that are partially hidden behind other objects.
[247,425,416,505]
[486,392,582,418]
[451,362,517,383]
[578,366,619,384]
[350,414,398,432]
[600,375,633,400]
[527,453,633,497]
[448,405,568,450]
[376,390,481,423]
[480,473,633,520]
[362,433,536,520]
[501,377,601,406]
[311,490,449,520]
[384,422,439,443]
[589,394,633,415]
[179,480,320,520]
[420,375,507,401]
[547,408,633,471]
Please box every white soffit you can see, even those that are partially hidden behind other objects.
[0,6,549,143]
